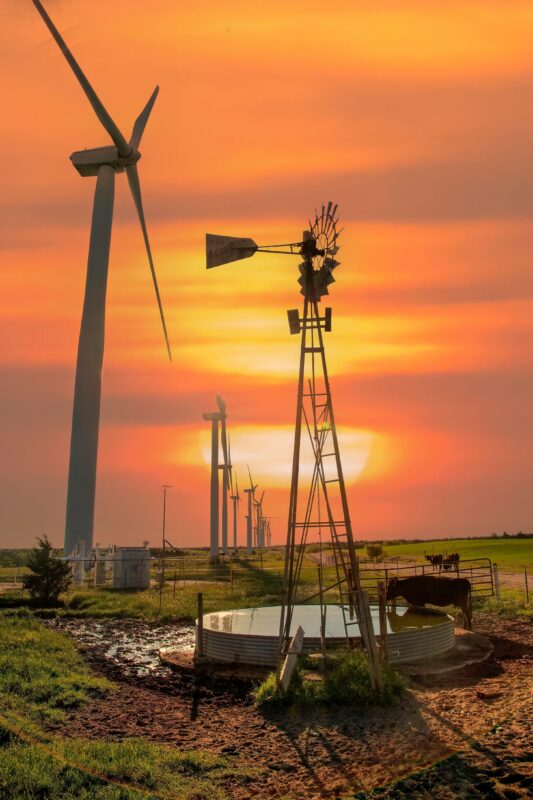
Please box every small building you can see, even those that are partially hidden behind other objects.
[111,545,150,589]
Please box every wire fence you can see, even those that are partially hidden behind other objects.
[1,554,531,604]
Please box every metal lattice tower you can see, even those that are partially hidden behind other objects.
[276,206,370,666]
[205,203,380,679]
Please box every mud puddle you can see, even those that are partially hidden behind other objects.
[46,618,195,679]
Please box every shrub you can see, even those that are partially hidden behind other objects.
[253,649,404,710]
[366,543,386,560]
[22,536,71,605]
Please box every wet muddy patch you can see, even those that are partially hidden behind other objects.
[45,618,195,679]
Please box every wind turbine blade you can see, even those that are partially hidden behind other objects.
[130,86,159,151]
[125,163,172,360]
[215,394,226,415]
[220,419,229,470]
[32,0,131,157]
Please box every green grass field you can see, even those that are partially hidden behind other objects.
[382,537,532,571]
[0,611,256,799]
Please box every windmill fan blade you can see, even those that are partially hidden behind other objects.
[130,87,159,151]
[125,163,172,360]
[32,0,131,157]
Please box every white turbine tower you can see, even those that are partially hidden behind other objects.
[253,490,265,548]
[244,466,258,553]
[228,437,240,551]
[31,0,171,558]
[216,395,230,555]
[202,406,222,559]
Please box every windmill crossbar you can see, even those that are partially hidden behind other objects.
[292,521,347,528]
[301,576,348,604]
[256,248,302,256]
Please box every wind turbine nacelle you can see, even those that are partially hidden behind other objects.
[70,145,138,177]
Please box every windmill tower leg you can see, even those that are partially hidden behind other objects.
[64,164,115,558]
[278,296,308,650]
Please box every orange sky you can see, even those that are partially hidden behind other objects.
[1,0,532,548]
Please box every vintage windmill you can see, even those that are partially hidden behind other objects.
[206,204,382,684]
[31,0,171,559]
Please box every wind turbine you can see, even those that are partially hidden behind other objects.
[228,438,240,551]
[254,490,265,548]
[216,395,230,555]
[31,0,171,559]
[244,466,257,554]
[202,405,222,559]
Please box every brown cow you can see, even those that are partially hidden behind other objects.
[424,553,443,572]
[386,574,472,629]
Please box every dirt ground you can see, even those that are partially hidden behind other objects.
[51,613,532,800]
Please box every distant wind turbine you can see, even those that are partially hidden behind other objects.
[244,466,258,554]
[31,1,171,558]
[216,394,230,555]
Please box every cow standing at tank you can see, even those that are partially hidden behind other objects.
[386,575,472,629]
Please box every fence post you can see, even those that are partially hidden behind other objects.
[493,563,500,598]
[230,566,234,593]
[525,567,529,603]
[377,582,388,664]
[197,592,204,657]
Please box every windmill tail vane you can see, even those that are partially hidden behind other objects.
[205,202,341,301]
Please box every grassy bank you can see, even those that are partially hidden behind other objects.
[0,611,256,799]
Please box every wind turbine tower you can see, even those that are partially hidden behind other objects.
[216,395,230,555]
[255,490,266,548]
[31,0,171,558]
[229,440,240,551]
[244,466,257,554]
[202,408,222,558]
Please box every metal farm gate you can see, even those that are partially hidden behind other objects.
[355,557,494,601]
